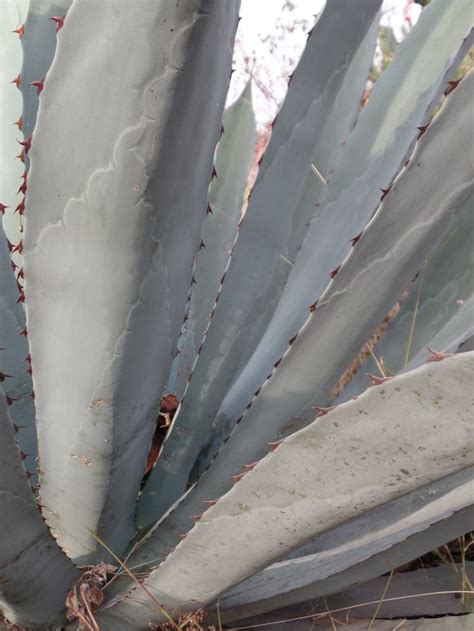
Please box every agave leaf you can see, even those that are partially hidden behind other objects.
[0,389,78,629]
[22,0,239,562]
[0,0,28,246]
[138,82,256,527]
[236,564,473,625]
[216,469,474,620]
[122,70,474,564]
[99,353,474,625]
[336,195,474,402]
[20,0,73,142]
[142,0,383,526]
[0,227,36,474]
[217,0,473,430]
[173,81,256,400]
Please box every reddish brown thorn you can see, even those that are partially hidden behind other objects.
[29,78,45,95]
[17,181,27,195]
[18,136,32,154]
[0,372,12,382]
[313,406,335,417]
[367,373,392,386]
[6,395,18,405]
[380,187,391,200]
[267,440,282,452]
[308,300,318,313]
[288,334,297,346]
[20,451,30,460]
[207,204,213,215]
[189,514,202,522]
[24,354,31,363]
[11,261,17,271]
[211,166,217,179]
[15,200,25,215]
[417,124,428,139]
[230,473,244,482]
[197,344,203,354]
[220,124,225,136]
[288,72,294,85]
[274,358,282,369]
[350,231,363,246]
[191,275,197,285]
[17,269,24,280]
[12,25,25,38]
[254,387,261,397]
[13,115,23,130]
[186,370,194,382]
[445,77,462,95]
[50,15,65,32]
[202,499,218,507]
[242,462,258,471]
[16,291,25,304]
[25,367,32,375]
[425,348,454,363]
[220,272,226,284]
[31,391,35,400]
[199,240,206,250]
[11,74,21,89]
[19,326,28,337]
[12,241,23,254]
[245,401,253,410]
[26,471,33,479]
[13,423,25,433]
[329,265,340,279]
[6,239,14,252]
[0,203,8,214]
[16,149,25,163]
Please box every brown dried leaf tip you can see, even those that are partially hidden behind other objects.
[66,562,117,631]
[143,394,179,480]
[152,607,216,631]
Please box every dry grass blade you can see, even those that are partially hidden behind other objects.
[229,591,474,629]
[87,529,177,627]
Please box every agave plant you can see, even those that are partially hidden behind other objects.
[1,0,473,628]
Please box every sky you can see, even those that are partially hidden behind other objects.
[229,0,422,126]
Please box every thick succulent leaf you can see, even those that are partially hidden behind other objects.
[236,564,474,626]
[99,353,474,626]
[172,81,256,400]
[123,69,474,559]
[337,195,474,402]
[216,469,474,620]
[0,0,28,246]
[217,0,473,429]
[0,389,78,629]
[142,0,384,525]
[285,10,380,263]
[22,0,239,562]
[138,83,256,526]
[0,226,36,474]
[20,0,73,142]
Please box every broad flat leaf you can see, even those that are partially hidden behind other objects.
[218,0,473,431]
[138,82,256,527]
[145,0,383,523]
[0,0,28,247]
[0,389,78,629]
[98,353,474,626]
[234,564,474,626]
[216,468,473,620]
[336,195,474,403]
[121,70,474,563]
[0,225,36,474]
[22,0,239,562]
